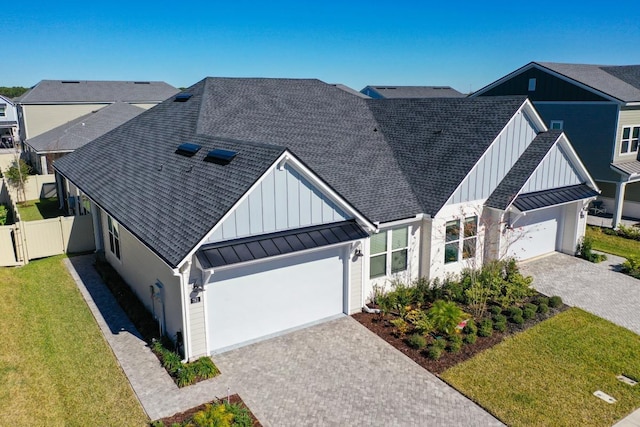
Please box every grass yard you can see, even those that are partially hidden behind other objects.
[16,197,61,221]
[0,256,148,426]
[586,226,640,259]
[442,308,640,427]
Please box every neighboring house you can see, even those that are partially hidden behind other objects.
[23,102,145,174]
[0,95,19,148]
[471,62,640,227]
[54,78,597,360]
[361,85,465,98]
[16,79,178,169]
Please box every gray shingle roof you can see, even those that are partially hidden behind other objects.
[18,80,179,103]
[485,131,563,209]
[367,96,528,215]
[26,102,145,153]
[361,86,465,99]
[536,62,640,102]
[55,78,528,268]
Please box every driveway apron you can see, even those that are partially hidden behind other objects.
[520,252,640,335]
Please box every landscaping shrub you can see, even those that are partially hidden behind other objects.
[176,366,196,388]
[617,224,640,241]
[463,319,477,335]
[414,317,434,336]
[549,296,563,308]
[536,296,549,306]
[489,305,502,316]
[508,306,523,318]
[427,300,466,335]
[407,333,427,349]
[523,307,536,320]
[427,338,447,360]
[192,403,233,427]
[511,314,525,325]
[478,319,493,337]
[390,318,409,337]
[524,303,537,313]
[223,402,253,427]
[0,204,7,225]
[493,314,507,332]
[577,235,607,263]
[191,357,219,380]
[405,308,427,325]
[621,257,640,279]
[441,276,466,303]
[448,334,463,353]
[538,303,549,314]
[464,333,477,344]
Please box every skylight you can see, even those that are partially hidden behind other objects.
[205,148,238,164]
[175,142,202,157]
[174,93,193,102]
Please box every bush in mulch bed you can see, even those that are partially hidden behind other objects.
[94,256,220,387]
[151,394,262,427]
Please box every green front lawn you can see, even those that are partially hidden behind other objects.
[0,256,148,426]
[586,226,640,259]
[442,308,640,427]
[16,197,61,221]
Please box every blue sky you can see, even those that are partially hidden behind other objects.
[8,1,640,92]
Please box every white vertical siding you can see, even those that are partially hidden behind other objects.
[206,163,350,244]
[448,110,538,205]
[521,144,582,193]
[349,247,363,313]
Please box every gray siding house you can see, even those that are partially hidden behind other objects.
[471,62,640,227]
[54,78,597,360]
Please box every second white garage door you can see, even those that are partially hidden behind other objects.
[507,206,564,260]
[206,246,347,352]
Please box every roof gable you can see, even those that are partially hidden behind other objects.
[361,85,465,99]
[18,80,179,103]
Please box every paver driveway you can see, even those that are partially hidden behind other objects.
[214,316,503,427]
[520,252,640,335]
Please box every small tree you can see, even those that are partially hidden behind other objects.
[5,159,30,203]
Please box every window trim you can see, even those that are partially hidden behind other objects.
[107,215,121,260]
[444,216,478,264]
[620,125,640,155]
[369,226,409,279]
[550,120,563,130]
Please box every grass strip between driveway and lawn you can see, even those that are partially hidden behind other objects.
[0,255,148,426]
[586,225,640,259]
[441,308,640,427]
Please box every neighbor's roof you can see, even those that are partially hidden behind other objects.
[26,102,145,153]
[55,78,528,268]
[361,85,465,99]
[17,80,179,103]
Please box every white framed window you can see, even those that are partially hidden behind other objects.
[444,216,477,264]
[620,126,640,155]
[528,78,536,92]
[550,120,563,130]
[107,215,121,259]
[0,105,5,117]
[369,227,409,278]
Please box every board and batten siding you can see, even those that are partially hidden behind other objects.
[447,109,538,204]
[613,107,640,164]
[206,163,350,244]
[520,143,582,193]
[349,245,363,313]
[188,298,207,359]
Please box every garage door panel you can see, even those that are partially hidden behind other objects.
[508,206,562,260]
[207,247,346,352]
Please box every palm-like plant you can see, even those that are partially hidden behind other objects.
[427,300,466,335]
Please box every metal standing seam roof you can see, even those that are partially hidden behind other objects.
[197,220,368,269]
[611,160,640,178]
[512,184,598,212]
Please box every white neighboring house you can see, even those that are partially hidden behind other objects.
[54,78,598,360]
[0,95,19,148]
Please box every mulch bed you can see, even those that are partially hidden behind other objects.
[353,297,568,375]
[154,394,262,426]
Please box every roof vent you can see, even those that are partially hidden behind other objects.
[61,81,80,84]
[175,142,202,157]
[205,148,238,165]
[174,93,193,102]
[134,81,150,84]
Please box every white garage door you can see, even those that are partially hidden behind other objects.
[507,206,563,260]
[206,246,346,352]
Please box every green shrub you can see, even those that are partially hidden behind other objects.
[176,365,196,388]
[390,318,409,337]
[577,235,607,263]
[493,318,507,332]
[489,305,502,316]
[405,309,427,325]
[432,337,447,351]
[478,319,493,337]
[448,335,463,353]
[524,303,537,313]
[0,204,7,225]
[622,257,640,279]
[462,319,477,335]
[549,296,563,308]
[536,296,549,306]
[511,314,525,325]
[407,333,427,349]
[161,350,182,375]
[224,402,253,427]
[508,306,523,318]
[427,346,443,360]
[464,333,477,344]
[427,300,466,335]
[538,303,549,314]
[617,224,640,240]
[523,307,536,320]
[150,421,165,427]
[192,403,233,427]
[192,357,219,380]
[414,317,434,336]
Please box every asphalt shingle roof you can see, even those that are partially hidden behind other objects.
[26,102,145,152]
[55,78,528,268]
[18,80,179,103]
[362,86,465,99]
[485,131,563,210]
[536,62,640,102]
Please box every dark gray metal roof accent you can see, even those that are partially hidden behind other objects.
[18,80,179,103]
[512,184,598,212]
[361,86,465,99]
[197,220,367,269]
[486,131,563,210]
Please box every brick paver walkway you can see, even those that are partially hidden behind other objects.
[66,254,502,426]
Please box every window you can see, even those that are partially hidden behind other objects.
[107,215,121,259]
[528,78,536,91]
[444,216,478,263]
[620,126,640,155]
[0,106,5,117]
[369,227,409,278]
[550,120,563,130]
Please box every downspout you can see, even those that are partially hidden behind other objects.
[173,259,193,363]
